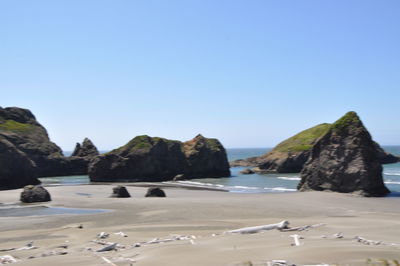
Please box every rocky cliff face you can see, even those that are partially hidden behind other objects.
[230,122,399,173]
[0,137,40,190]
[183,134,231,178]
[89,134,230,182]
[0,107,95,180]
[297,112,390,197]
[71,138,99,157]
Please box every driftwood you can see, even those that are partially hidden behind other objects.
[133,235,195,248]
[280,223,325,232]
[290,234,302,246]
[114,231,128,237]
[227,221,289,234]
[354,236,382,245]
[97,243,117,252]
[97,232,110,239]
[0,255,18,264]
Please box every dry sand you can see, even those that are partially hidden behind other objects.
[1,185,400,265]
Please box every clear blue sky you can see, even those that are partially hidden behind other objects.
[1,0,399,151]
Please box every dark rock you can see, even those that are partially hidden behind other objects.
[0,107,90,178]
[0,137,40,190]
[298,111,390,197]
[20,185,51,203]
[89,134,230,182]
[145,187,166,197]
[71,138,99,157]
[374,142,400,164]
[240,168,255,175]
[183,134,231,178]
[110,186,131,198]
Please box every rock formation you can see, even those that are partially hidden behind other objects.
[110,186,131,198]
[0,107,96,181]
[88,134,231,182]
[297,112,390,197]
[145,187,166,197]
[71,138,99,157]
[0,137,40,190]
[240,168,254,175]
[183,134,231,178]
[20,185,51,203]
[230,123,399,173]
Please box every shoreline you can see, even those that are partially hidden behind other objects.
[1,185,400,265]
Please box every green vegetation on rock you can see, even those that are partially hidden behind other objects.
[113,135,181,153]
[331,111,362,133]
[273,123,332,153]
[0,120,34,133]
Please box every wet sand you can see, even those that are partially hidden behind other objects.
[1,185,400,265]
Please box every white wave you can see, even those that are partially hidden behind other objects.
[232,186,259,190]
[385,181,400,185]
[277,176,301,181]
[384,172,400,176]
[264,187,297,192]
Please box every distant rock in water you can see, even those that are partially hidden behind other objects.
[71,138,99,157]
[88,134,230,182]
[0,106,90,178]
[0,137,40,190]
[230,122,398,173]
[231,123,331,173]
[110,186,131,198]
[298,112,390,197]
[145,187,166,197]
[20,185,51,203]
[183,134,231,178]
[240,168,255,175]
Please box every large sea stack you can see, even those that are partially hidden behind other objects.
[88,134,230,182]
[0,137,40,190]
[72,138,99,157]
[297,112,390,197]
[0,107,97,180]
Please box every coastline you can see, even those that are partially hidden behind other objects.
[1,185,400,265]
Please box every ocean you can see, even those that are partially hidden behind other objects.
[40,147,400,194]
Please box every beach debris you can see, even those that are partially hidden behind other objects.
[354,236,382,245]
[281,223,325,232]
[114,231,128,237]
[97,243,118,252]
[41,250,68,257]
[97,232,110,239]
[227,220,289,234]
[63,223,83,229]
[16,241,37,250]
[0,255,18,264]
[290,234,302,246]
[333,232,343,239]
[132,235,195,248]
[101,256,117,266]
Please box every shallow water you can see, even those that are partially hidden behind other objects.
[0,206,109,217]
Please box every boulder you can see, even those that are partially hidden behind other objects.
[88,134,231,182]
[71,138,99,157]
[374,142,399,164]
[20,185,51,203]
[0,137,40,190]
[145,187,166,197]
[110,186,131,198]
[298,112,390,197]
[183,134,231,178]
[240,168,255,175]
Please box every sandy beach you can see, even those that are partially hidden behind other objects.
[1,185,400,265]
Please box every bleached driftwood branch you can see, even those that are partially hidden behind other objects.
[280,223,325,232]
[290,234,302,246]
[227,220,289,234]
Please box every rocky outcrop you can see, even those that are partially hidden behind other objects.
[71,138,99,157]
[110,186,131,198]
[298,112,390,197]
[88,134,231,182]
[20,185,51,203]
[240,168,254,175]
[145,187,166,197]
[230,122,399,173]
[183,134,231,178]
[0,107,93,179]
[0,137,40,190]
[231,124,331,173]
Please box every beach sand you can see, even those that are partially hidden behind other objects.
[1,185,400,265]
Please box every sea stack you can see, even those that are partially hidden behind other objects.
[71,138,99,157]
[298,111,390,197]
[88,134,230,182]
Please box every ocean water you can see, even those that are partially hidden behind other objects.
[41,147,400,194]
